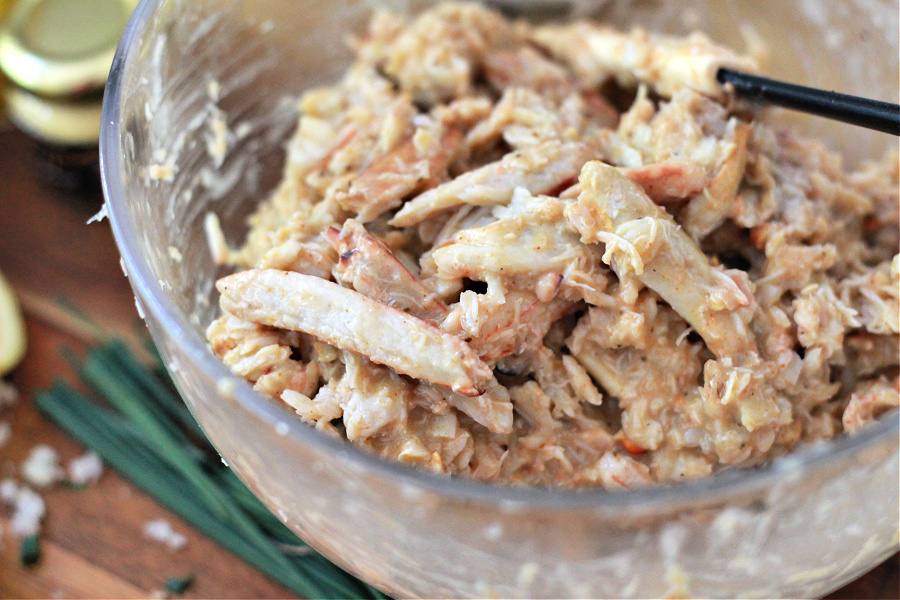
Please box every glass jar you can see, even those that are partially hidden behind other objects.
[0,0,134,191]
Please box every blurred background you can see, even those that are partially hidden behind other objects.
[0,0,896,598]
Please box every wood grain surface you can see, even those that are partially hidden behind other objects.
[0,127,897,599]
[0,129,292,599]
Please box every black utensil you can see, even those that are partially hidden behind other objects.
[717,68,900,136]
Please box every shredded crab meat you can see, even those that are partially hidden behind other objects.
[217,269,492,396]
[256,234,338,279]
[442,286,575,369]
[333,124,464,223]
[373,3,521,107]
[681,122,752,238]
[622,161,710,204]
[532,24,759,99]
[324,219,449,323]
[483,45,574,100]
[206,2,899,489]
[429,188,610,305]
[586,451,654,490]
[207,314,320,400]
[438,379,514,434]
[465,87,617,154]
[568,162,757,359]
[390,140,595,227]
[842,378,900,434]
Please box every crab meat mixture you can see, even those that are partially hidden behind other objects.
[207,3,899,488]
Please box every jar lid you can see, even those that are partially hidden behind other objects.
[0,0,136,98]
[5,84,101,146]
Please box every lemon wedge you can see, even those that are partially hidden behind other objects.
[0,269,26,375]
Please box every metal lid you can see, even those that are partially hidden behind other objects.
[4,84,101,145]
[0,0,135,98]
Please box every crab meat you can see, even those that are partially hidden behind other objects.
[584,451,653,489]
[567,161,757,359]
[431,191,587,276]
[839,256,899,336]
[557,160,710,206]
[420,379,514,434]
[217,269,492,396]
[623,161,710,204]
[204,4,900,488]
[207,314,319,401]
[844,332,900,379]
[443,287,575,369]
[256,234,338,280]
[333,126,463,223]
[390,141,595,227]
[378,3,519,107]
[484,45,574,99]
[681,123,752,238]
[568,299,704,439]
[561,354,604,407]
[530,346,603,419]
[466,88,569,152]
[334,351,412,441]
[324,219,449,323]
[533,23,758,99]
[430,189,611,306]
[434,96,495,129]
[842,377,899,434]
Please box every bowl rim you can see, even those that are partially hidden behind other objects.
[101,0,900,510]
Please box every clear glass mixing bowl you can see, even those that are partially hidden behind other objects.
[101,1,900,597]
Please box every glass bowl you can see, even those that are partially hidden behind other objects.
[101,1,900,597]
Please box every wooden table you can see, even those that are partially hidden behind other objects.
[0,128,897,598]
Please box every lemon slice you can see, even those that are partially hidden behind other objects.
[0,269,26,375]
